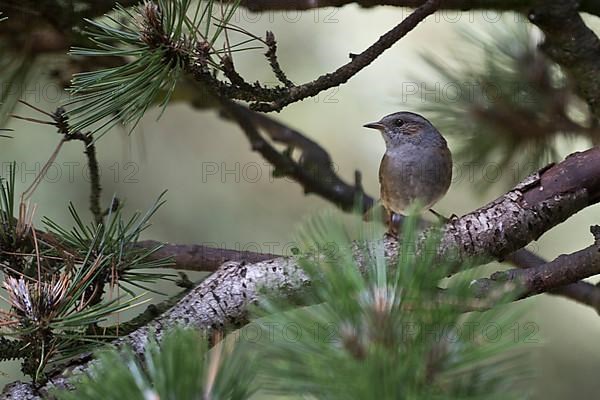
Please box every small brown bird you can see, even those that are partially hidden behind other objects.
[364,111,452,234]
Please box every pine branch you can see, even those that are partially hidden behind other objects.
[472,229,600,302]
[411,17,599,189]
[235,0,600,15]
[264,31,293,87]
[220,100,373,212]
[136,240,278,272]
[236,0,441,111]
[66,0,440,130]
[50,107,104,226]
[7,146,600,399]
[508,249,600,313]
[15,0,600,19]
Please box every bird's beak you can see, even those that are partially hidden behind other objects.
[363,122,385,131]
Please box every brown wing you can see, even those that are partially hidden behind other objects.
[378,153,396,211]
[378,153,388,195]
[378,154,387,185]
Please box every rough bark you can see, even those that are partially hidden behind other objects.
[438,148,600,265]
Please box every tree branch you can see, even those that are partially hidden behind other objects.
[136,240,278,272]
[12,0,598,20]
[507,248,600,314]
[7,146,600,398]
[473,237,600,305]
[52,109,104,226]
[437,149,600,266]
[187,0,440,111]
[236,0,600,16]
[243,0,441,111]
[219,101,373,211]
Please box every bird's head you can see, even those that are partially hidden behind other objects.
[363,111,444,149]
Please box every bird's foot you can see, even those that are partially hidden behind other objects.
[385,226,399,239]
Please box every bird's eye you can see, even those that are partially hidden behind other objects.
[395,119,404,127]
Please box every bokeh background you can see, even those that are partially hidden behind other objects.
[2,5,600,398]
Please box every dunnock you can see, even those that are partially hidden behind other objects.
[364,111,452,234]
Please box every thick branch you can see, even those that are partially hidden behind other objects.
[11,0,599,19]
[437,149,600,265]
[9,146,600,398]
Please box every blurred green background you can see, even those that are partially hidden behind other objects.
[2,5,600,398]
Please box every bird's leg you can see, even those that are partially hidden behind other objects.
[429,209,458,224]
[429,208,446,221]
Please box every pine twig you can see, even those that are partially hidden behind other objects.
[264,31,293,87]
[12,103,104,226]
[50,108,104,226]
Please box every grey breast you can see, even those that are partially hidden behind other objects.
[379,143,452,214]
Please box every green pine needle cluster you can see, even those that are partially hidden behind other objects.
[66,0,243,138]
[0,168,172,380]
[43,191,174,296]
[252,213,531,399]
[54,328,258,400]
[0,165,17,243]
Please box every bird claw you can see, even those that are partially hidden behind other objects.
[384,230,398,240]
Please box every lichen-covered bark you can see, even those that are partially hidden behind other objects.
[439,148,600,265]
[32,259,310,396]
[1,383,37,400]
[438,176,586,265]
[125,258,310,354]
